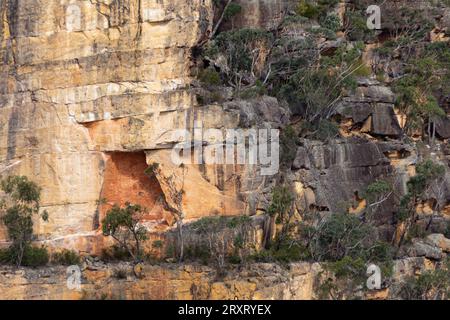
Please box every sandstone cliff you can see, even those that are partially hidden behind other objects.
[1,0,450,300]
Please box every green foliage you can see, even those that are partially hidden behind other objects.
[320,14,341,32]
[296,0,339,19]
[20,246,49,267]
[152,240,164,249]
[0,176,47,266]
[345,11,375,42]
[1,176,41,203]
[313,214,376,261]
[311,119,340,141]
[399,259,450,300]
[365,180,391,200]
[301,213,394,265]
[198,68,221,86]
[52,249,81,265]
[280,125,298,167]
[274,41,362,123]
[0,245,49,267]
[267,186,294,218]
[250,240,307,263]
[101,244,132,262]
[398,160,445,222]
[144,162,159,177]
[239,80,267,99]
[352,60,371,77]
[328,256,366,279]
[181,215,254,269]
[223,3,242,21]
[387,38,450,137]
[102,203,148,261]
[0,247,12,264]
[205,28,273,87]
[296,0,320,19]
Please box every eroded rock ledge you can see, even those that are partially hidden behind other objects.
[0,256,441,300]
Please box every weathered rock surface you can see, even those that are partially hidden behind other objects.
[292,137,414,227]
[0,0,282,253]
[0,256,440,300]
[0,262,323,300]
[231,0,297,30]
[337,82,402,137]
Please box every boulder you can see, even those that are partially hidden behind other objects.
[425,234,450,253]
[409,240,443,260]
[435,117,450,139]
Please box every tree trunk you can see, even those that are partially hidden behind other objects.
[177,219,184,262]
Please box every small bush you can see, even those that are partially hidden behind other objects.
[297,0,320,18]
[21,246,49,267]
[198,68,221,86]
[0,248,12,264]
[280,125,298,167]
[353,60,372,77]
[152,240,164,249]
[101,245,132,262]
[320,14,340,32]
[250,240,307,264]
[399,261,450,300]
[113,268,128,279]
[52,249,81,265]
[297,0,338,19]
[328,256,366,279]
[311,119,339,141]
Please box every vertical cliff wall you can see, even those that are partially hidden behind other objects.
[0,0,232,252]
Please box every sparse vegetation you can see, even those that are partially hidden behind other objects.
[396,160,446,246]
[169,215,255,272]
[52,249,81,266]
[0,176,49,267]
[102,203,149,262]
[399,258,450,300]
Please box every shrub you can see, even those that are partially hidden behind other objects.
[311,119,339,141]
[101,245,132,262]
[0,176,48,266]
[21,246,49,267]
[198,68,221,86]
[320,14,341,32]
[239,80,267,99]
[223,3,242,21]
[297,0,338,19]
[0,248,12,264]
[328,256,366,279]
[399,260,450,300]
[152,240,164,249]
[102,203,149,262]
[280,125,298,167]
[52,249,81,265]
[250,240,307,263]
[205,28,273,88]
[297,0,320,19]
[113,268,128,279]
[345,11,374,42]
[178,215,254,269]
[398,160,445,221]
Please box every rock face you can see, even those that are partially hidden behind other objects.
[231,0,297,30]
[292,137,415,229]
[336,81,402,137]
[0,263,322,300]
[0,0,269,252]
[0,256,441,300]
